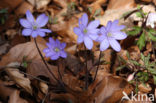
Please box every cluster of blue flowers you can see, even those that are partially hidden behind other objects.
[19,10,127,60]
[74,13,127,52]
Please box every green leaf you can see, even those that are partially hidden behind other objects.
[129,60,141,66]
[116,65,126,71]
[148,32,156,42]
[93,9,101,17]
[88,7,92,14]
[126,26,141,36]
[136,12,143,18]
[137,32,145,50]
[153,75,156,85]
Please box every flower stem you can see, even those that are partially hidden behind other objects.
[34,38,60,85]
[93,51,102,82]
[84,46,88,90]
[57,59,64,83]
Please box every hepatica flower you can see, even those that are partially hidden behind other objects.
[74,13,100,49]
[43,37,67,60]
[19,10,51,38]
[146,12,156,28]
[97,20,127,52]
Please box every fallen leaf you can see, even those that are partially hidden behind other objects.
[6,62,32,94]
[8,90,28,103]
[0,37,46,66]
[27,0,51,9]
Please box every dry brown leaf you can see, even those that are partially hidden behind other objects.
[15,1,33,15]
[138,83,152,93]
[0,37,46,66]
[8,90,28,103]
[27,60,58,83]
[0,80,16,101]
[5,62,32,94]
[87,70,133,103]
[107,0,136,9]
[27,0,50,9]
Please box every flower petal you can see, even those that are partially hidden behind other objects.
[36,14,49,27]
[19,19,31,28]
[50,53,59,60]
[81,13,88,27]
[77,35,84,43]
[96,34,107,42]
[45,52,53,57]
[32,31,38,38]
[43,48,50,53]
[49,37,55,45]
[109,38,121,52]
[60,51,67,58]
[26,10,34,23]
[89,34,99,40]
[84,36,93,50]
[106,21,112,31]
[38,31,45,37]
[100,26,107,34]
[22,29,32,36]
[111,32,127,40]
[60,43,66,49]
[88,29,99,34]
[87,20,100,30]
[38,29,52,33]
[74,27,83,36]
[100,38,109,51]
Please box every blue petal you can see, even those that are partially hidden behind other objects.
[111,32,127,40]
[100,26,107,34]
[60,51,67,58]
[77,35,84,43]
[19,19,31,28]
[38,29,52,33]
[73,27,83,36]
[26,10,34,23]
[45,52,53,57]
[36,14,49,27]
[49,37,55,45]
[81,13,88,27]
[50,53,59,60]
[84,36,93,50]
[88,29,99,34]
[89,34,99,40]
[106,21,112,31]
[22,29,32,36]
[96,34,107,42]
[55,39,61,47]
[87,20,100,30]
[100,38,109,51]
[43,48,50,53]
[37,31,45,37]
[60,43,66,49]
[109,38,121,52]
[32,31,38,38]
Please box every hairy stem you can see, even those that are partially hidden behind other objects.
[85,46,88,90]
[34,38,60,85]
[93,51,102,82]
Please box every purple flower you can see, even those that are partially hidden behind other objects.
[73,13,100,50]
[19,10,51,38]
[97,20,127,52]
[43,37,67,60]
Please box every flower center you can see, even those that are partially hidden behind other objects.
[83,28,88,34]
[107,32,112,37]
[33,25,38,30]
[54,47,60,52]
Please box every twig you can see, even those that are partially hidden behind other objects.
[93,51,102,82]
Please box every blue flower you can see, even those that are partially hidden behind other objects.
[43,37,67,60]
[73,13,100,50]
[19,10,51,38]
[97,20,127,52]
